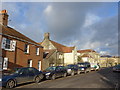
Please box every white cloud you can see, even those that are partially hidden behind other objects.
[100,51,110,55]
[83,13,101,28]
[44,5,52,14]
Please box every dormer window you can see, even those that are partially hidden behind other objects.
[24,44,29,53]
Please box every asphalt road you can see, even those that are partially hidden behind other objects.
[12,67,119,89]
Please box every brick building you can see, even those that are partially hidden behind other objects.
[0,10,43,71]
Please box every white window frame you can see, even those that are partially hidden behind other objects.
[38,60,41,71]
[1,38,16,51]
[24,44,29,54]
[36,47,40,55]
[28,59,32,67]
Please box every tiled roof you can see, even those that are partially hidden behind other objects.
[39,40,75,53]
[77,49,96,53]
[81,54,93,58]
[1,24,42,46]
[50,40,75,53]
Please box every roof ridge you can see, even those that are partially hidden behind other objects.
[2,25,42,46]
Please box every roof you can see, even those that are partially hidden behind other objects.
[101,55,112,57]
[39,40,75,53]
[1,24,42,47]
[50,40,75,53]
[81,54,93,58]
[77,49,96,53]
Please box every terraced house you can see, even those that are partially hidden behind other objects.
[39,33,78,70]
[0,10,43,71]
[77,49,100,64]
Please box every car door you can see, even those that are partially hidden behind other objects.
[28,68,36,81]
[60,66,66,76]
[55,67,61,77]
[74,65,78,74]
[16,68,29,84]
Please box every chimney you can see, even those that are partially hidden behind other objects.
[44,33,50,40]
[0,10,9,26]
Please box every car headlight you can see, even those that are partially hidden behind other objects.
[0,78,2,82]
[67,69,71,72]
[46,72,51,75]
[81,68,84,70]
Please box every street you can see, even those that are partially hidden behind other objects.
[11,67,120,89]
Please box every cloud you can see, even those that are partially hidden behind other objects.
[83,13,101,28]
[2,2,118,56]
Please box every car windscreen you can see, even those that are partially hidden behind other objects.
[77,63,86,67]
[45,67,56,71]
[66,65,74,68]
[115,65,120,68]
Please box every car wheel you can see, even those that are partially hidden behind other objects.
[88,69,91,72]
[51,74,56,80]
[71,71,74,76]
[6,80,15,89]
[63,73,67,77]
[84,71,87,74]
[34,76,41,83]
[77,70,80,74]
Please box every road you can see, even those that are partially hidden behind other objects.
[12,67,119,89]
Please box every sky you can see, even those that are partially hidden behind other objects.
[1,1,118,56]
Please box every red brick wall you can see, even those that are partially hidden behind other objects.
[2,36,43,70]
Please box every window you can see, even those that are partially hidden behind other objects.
[28,60,32,67]
[5,39,11,49]
[24,44,29,53]
[36,47,40,55]
[38,60,41,71]
[1,38,16,51]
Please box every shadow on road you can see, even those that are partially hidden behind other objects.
[97,67,120,89]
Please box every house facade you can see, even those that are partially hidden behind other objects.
[77,49,100,64]
[100,55,120,67]
[0,10,43,71]
[39,33,78,70]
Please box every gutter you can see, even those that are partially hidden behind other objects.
[0,33,43,48]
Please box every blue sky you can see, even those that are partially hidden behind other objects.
[1,2,118,56]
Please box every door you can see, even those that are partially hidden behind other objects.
[16,68,29,84]
[28,68,36,81]
[3,57,8,70]
[55,66,63,77]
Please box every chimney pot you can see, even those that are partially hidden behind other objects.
[0,9,9,26]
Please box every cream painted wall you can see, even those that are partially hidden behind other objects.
[82,57,88,62]
[64,53,74,65]
[41,39,56,50]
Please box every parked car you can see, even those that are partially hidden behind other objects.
[77,62,91,74]
[1,67,44,88]
[90,63,100,71]
[43,66,67,80]
[66,64,80,76]
[113,64,120,72]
